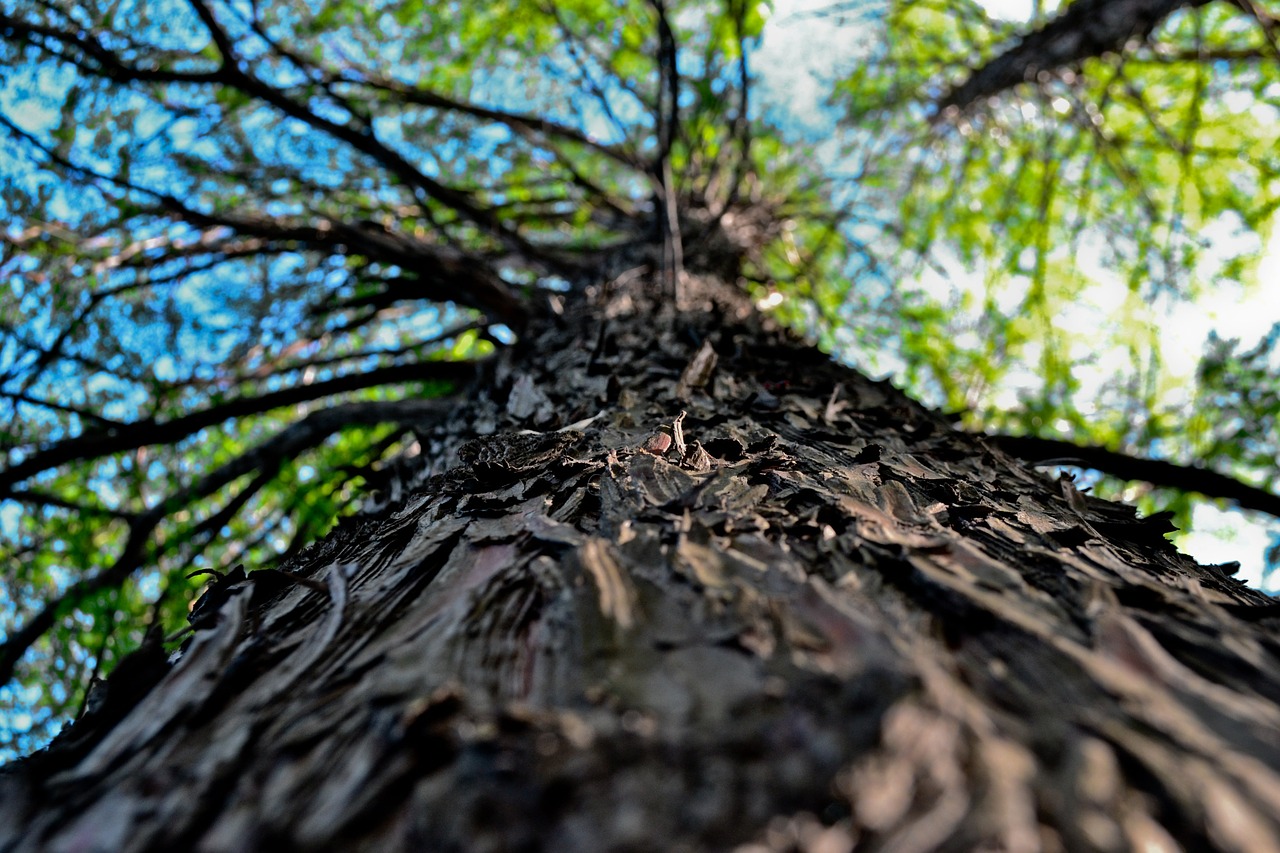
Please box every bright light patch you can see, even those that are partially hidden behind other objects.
[488,324,516,345]
[757,291,784,310]
[0,501,18,541]
[753,0,869,136]
[1179,503,1277,591]
[974,0,1038,22]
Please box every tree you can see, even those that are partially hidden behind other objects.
[2,0,1280,849]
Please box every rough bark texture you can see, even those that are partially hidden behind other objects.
[4,274,1280,852]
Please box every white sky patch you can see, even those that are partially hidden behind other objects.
[976,0,1034,22]
[1180,504,1277,589]
[974,0,1066,22]
[0,501,18,543]
[755,0,875,136]
[1160,219,1275,377]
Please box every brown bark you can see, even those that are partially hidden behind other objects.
[3,273,1279,852]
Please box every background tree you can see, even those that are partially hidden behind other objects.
[0,0,1277,789]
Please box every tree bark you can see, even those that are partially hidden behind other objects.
[3,273,1279,853]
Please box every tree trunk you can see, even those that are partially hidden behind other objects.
[4,273,1279,853]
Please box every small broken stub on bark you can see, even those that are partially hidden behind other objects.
[671,410,687,458]
[677,340,718,400]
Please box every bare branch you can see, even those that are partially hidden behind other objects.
[352,74,641,170]
[2,488,134,519]
[0,11,223,86]
[993,433,1280,519]
[0,360,481,493]
[938,0,1215,113]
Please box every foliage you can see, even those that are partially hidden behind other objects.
[814,0,1280,579]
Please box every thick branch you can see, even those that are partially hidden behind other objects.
[150,209,530,324]
[938,0,1215,112]
[992,433,1280,518]
[650,0,680,163]
[648,0,684,297]
[0,360,479,493]
[721,0,753,213]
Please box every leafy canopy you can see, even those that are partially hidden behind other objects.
[813,0,1280,587]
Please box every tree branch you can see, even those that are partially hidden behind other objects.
[145,209,530,325]
[0,397,448,689]
[5,2,538,260]
[649,0,684,299]
[992,433,1280,518]
[352,74,641,169]
[2,488,134,519]
[183,0,537,257]
[937,0,1215,113]
[0,360,480,493]
[0,11,224,86]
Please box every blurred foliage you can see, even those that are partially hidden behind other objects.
[800,0,1280,586]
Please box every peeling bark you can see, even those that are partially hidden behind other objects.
[3,274,1279,852]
